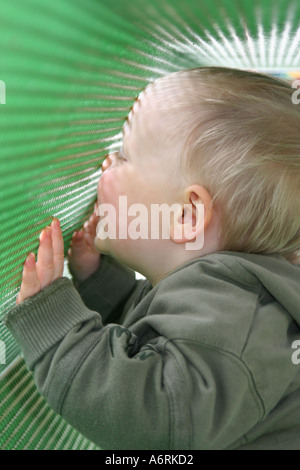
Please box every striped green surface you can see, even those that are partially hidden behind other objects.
[0,357,99,450]
[0,0,299,450]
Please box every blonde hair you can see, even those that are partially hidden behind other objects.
[147,67,300,262]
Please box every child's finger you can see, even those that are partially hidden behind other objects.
[72,230,84,243]
[85,213,99,236]
[69,230,86,253]
[36,227,55,289]
[51,218,64,279]
[91,216,100,235]
[84,220,94,235]
[82,219,97,247]
[84,231,95,249]
[91,210,100,224]
[17,253,40,305]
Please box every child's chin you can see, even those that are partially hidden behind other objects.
[94,237,110,255]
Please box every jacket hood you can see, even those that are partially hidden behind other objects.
[213,252,300,326]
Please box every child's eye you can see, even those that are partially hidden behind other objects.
[117,150,127,162]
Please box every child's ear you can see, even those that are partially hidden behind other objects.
[170,185,213,245]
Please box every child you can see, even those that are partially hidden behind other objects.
[5,67,300,450]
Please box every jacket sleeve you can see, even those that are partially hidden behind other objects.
[4,270,264,450]
[4,277,171,450]
[70,254,139,324]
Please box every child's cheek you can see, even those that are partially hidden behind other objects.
[98,168,121,206]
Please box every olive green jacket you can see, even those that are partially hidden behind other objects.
[5,252,300,449]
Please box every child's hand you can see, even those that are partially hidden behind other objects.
[68,204,101,282]
[16,218,64,305]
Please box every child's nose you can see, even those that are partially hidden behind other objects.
[101,154,115,172]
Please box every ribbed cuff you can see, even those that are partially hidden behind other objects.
[4,277,100,369]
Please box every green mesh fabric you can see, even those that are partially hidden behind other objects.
[0,0,299,450]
